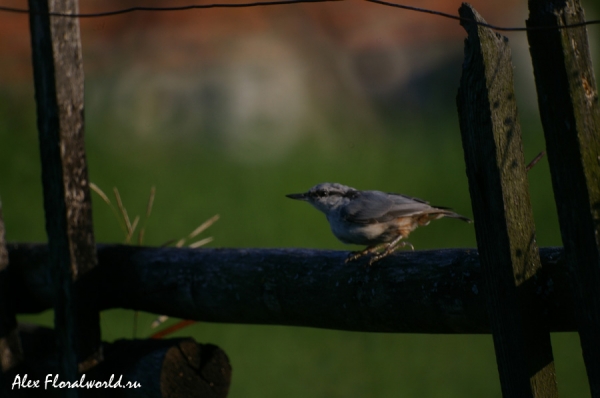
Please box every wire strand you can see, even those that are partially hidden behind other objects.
[0,0,599,32]
[364,0,600,32]
[0,0,341,18]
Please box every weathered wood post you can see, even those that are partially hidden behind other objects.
[527,0,600,395]
[0,202,25,395]
[456,4,558,397]
[28,0,101,392]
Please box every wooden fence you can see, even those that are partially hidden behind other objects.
[0,0,599,397]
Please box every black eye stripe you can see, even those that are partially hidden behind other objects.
[309,188,359,198]
[311,189,329,197]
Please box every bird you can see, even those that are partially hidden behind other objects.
[286,182,471,265]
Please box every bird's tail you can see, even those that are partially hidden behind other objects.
[433,206,472,223]
[444,211,472,223]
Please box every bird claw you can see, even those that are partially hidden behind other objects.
[344,253,358,263]
[368,253,387,266]
[345,250,370,263]
[402,241,415,251]
[347,241,414,266]
[345,243,386,263]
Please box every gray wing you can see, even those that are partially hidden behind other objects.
[341,190,432,224]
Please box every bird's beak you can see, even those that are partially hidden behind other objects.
[286,192,308,201]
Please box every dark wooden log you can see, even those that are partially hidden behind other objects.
[7,244,575,334]
[28,0,100,387]
[16,324,231,398]
[0,203,27,397]
[456,4,557,397]
[527,0,600,395]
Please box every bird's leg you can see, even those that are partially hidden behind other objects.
[368,237,414,266]
[345,244,385,263]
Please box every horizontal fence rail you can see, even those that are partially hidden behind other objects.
[8,244,575,334]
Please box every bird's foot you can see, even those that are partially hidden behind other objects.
[345,244,383,263]
[367,241,414,266]
[345,250,371,263]
[401,241,415,251]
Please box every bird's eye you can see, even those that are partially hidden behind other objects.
[320,190,328,197]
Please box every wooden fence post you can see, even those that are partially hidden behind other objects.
[456,4,558,397]
[527,0,600,395]
[0,201,25,395]
[28,0,101,391]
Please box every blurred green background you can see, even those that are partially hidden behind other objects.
[2,0,599,396]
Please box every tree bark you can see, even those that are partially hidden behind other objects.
[16,324,231,398]
[28,0,101,386]
[8,244,575,334]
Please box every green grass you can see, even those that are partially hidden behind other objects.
[2,85,589,397]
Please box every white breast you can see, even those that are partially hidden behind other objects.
[326,212,389,245]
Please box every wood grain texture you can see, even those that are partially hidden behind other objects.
[456,4,557,397]
[28,0,100,387]
[18,324,231,398]
[527,0,600,395]
[7,244,576,334]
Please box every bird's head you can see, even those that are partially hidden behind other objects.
[286,182,358,214]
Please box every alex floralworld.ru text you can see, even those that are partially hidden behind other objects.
[12,374,141,389]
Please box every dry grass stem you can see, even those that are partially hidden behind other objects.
[137,229,145,246]
[189,237,214,248]
[89,182,111,205]
[126,215,140,243]
[90,183,216,338]
[113,187,133,236]
[170,214,219,247]
[188,214,220,239]
[90,183,128,235]
[151,315,169,329]
[526,151,546,172]
[138,186,156,245]
[146,186,156,218]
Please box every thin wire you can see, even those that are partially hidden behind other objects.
[364,0,600,32]
[0,0,342,18]
[0,0,599,32]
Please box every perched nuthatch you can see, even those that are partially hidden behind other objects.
[287,183,471,265]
